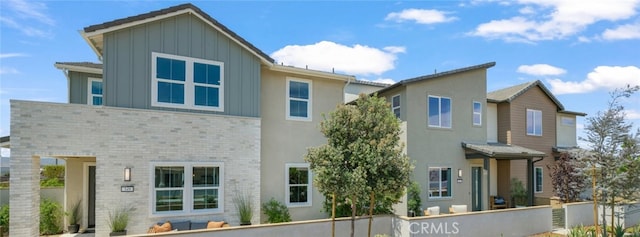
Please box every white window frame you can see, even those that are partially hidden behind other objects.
[428,95,452,128]
[391,94,401,118]
[473,101,482,126]
[526,109,542,136]
[285,163,312,207]
[428,166,452,199]
[285,77,312,121]
[534,167,543,193]
[151,52,224,112]
[150,162,224,217]
[87,78,103,106]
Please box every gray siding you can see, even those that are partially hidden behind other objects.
[103,13,261,117]
[69,71,102,105]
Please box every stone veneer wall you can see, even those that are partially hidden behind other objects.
[10,100,261,236]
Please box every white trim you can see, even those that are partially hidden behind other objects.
[391,94,401,118]
[285,163,312,207]
[54,63,103,74]
[149,161,225,217]
[534,167,543,193]
[151,52,224,112]
[285,77,312,122]
[269,64,354,81]
[428,166,453,199]
[87,78,103,106]
[473,101,482,126]
[428,95,452,128]
[526,109,542,136]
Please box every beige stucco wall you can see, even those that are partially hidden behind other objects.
[556,113,578,147]
[379,69,489,212]
[260,69,347,221]
[486,103,498,143]
[64,158,95,230]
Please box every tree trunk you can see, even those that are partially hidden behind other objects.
[332,192,336,237]
[351,195,356,237]
[368,192,375,237]
[601,191,607,237]
[610,194,615,230]
[592,165,600,235]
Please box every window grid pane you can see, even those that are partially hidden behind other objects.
[429,167,451,197]
[193,189,218,210]
[428,97,440,126]
[289,81,309,99]
[289,100,308,118]
[441,98,451,128]
[288,167,309,204]
[194,86,219,107]
[156,190,183,212]
[473,102,481,125]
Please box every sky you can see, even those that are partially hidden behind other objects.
[1,0,639,154]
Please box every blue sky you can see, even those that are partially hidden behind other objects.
[1,0,639,152]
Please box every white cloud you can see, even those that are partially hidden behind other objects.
[359,78,396,85]
[625,109,640,120]
[547,65,640,94]
[0,67,19,75]
[271,41,405,76]
[602,22,640,40]
[0,53,28,59]
[385,9,457,25]
[517,64,566,76]
[1,0,54,38]
[470,0,640,42]
[519,6,535,15]
[577,36,592,43]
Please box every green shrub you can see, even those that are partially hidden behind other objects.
[407,181,421,216]
[262,198,291,223]
[42,165,64,180]
[40,198,62,235]
[0,205,9,234]
[41,178,64,187]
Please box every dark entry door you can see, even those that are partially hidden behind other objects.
[471,167,482,211]
[88,166,96,227]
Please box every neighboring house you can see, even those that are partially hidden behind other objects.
[9,3,354,236]
[344,80,389,103]
[486,80,585,205]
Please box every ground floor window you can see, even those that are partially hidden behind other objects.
[285,163,312,207]
[428,167,451,198]
[152,162,224,215]
[534,167,543,193]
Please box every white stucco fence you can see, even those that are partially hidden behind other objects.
[564,202,595,229]
[130,206,552,237]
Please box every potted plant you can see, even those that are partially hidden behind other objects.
[65,199,82,233]
[510,178,527,207]
[233,191,253,225]
[108,205,133,236]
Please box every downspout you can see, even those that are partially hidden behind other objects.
[61,69,71,103]
[342,76,354,103]
[529,157,544,206]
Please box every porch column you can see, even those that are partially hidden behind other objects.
[9,153,41,236]
[527,158,534,206]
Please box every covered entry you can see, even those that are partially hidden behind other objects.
[462,142,545,208]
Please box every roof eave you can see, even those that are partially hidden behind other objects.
[54,63,103,75]
[559,110,587,116]
[269,64,355,81]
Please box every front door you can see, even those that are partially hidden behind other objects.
[471,167,482,211]
[88,166,96,227]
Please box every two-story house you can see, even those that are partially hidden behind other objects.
[9,3,354,236]
[486,80,585,205]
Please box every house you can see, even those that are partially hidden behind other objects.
[9,3,354,236]
[370,66,584,213]
[486,80,585,205]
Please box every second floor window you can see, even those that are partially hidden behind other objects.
[527,109,542,136]
[428,95,451,128]
[151,52,224,112]
[88,78,102,106]
[392,95,400,118]
[286,78,312,121]
[473,101,482,126]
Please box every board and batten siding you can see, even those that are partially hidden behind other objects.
[102,13,261,117]
[69,71,102,105]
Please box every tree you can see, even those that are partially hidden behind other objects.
[577,85,640,235]
[305,94,413,237]
[547,152,587,202]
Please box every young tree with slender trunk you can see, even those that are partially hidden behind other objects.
[305,93,413,237]
[547,152,587,203]
[577,85,640,235]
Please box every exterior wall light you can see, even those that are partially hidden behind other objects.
[124,167,131,181]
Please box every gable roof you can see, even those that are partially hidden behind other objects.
[376,62,496,94]
[81,3,274,64]
[487,80,586,116]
